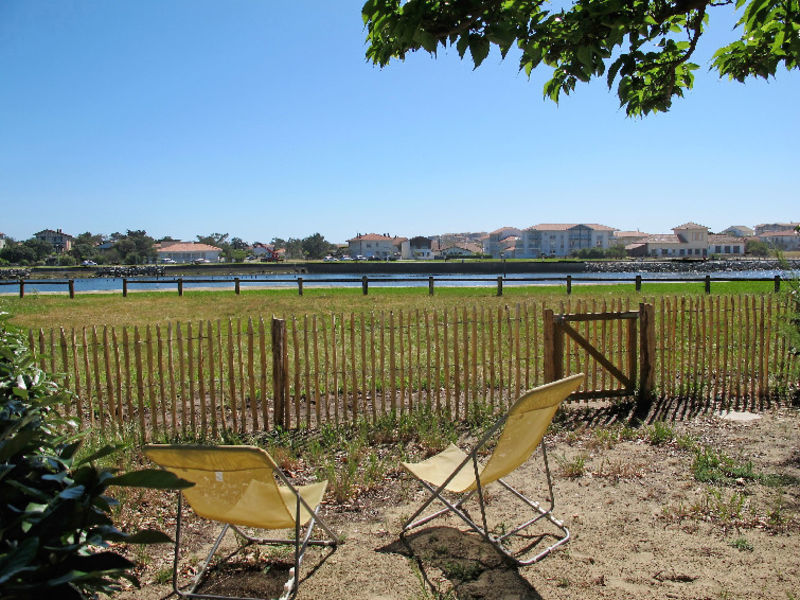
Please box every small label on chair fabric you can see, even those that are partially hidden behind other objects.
[215,471,223,482]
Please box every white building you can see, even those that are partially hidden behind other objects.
[708,235,746,256]
[155,242,222,263]
[719,225,754,238]
[638,222,709,257]
[758,229,800,250]
[517,224,616,258]
[347,234,409,259]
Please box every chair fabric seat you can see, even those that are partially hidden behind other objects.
[144,445,327,529]
[402,444,478,493]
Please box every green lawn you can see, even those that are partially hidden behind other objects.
[2,280,781,330]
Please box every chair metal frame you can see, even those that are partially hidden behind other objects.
[402,375,582,566]
[146,445,339,600]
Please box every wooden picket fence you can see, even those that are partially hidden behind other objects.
[29,295,798,440]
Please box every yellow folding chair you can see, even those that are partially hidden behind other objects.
[144,445,339,600]
[401,374,583,566]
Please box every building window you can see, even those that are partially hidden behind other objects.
[679,249,685,256]
[715,246,721,253]
[733,246,739,254]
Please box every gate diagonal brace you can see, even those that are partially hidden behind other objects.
[556,319,633,390]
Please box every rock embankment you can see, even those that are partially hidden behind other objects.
[0,269,31,280]
[585,259,800,273]
[94,265,165,278]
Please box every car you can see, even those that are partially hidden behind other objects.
[193,258,210,264]
[81,260,97,266]
[161,258,176,264]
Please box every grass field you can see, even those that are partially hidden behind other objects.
[1,281,782,330]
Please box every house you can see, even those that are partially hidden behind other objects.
[720,226,754,238]
[517,224,616,258]
[439,243,483,258]
[757,229,800,250]
[612,230,649,246]
[638,222,709,257]
[708,235,746,256]
[755,222,800,235]
[347,233,409,259]
[485,227,522,258]
[155,241,222,263]
[34,228,73,253]
[409,236,434,260]
[0,232,6,250]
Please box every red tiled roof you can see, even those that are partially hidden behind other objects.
[708,235,744,243]
[758,230,800,237]
[347,233,408,243]
[527,223,616,232]
[673,222,708,230]
[643,234,682,244]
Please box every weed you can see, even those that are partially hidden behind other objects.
[729,537,754,552]
[646,421,676,445]
[556,453,587,478]
[154,566,173,584]
[689,489,748,526]
[692,446,757,484]
[441,560,482,583]
[588,427,618,450]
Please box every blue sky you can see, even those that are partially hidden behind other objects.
[1,1,797,244]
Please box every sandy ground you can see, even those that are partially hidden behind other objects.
[116,401,800,600]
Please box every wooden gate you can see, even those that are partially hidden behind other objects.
[543,303,655,405]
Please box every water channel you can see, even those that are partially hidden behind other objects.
[4,269,790,294]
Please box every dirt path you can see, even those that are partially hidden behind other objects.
[117,404,800,600]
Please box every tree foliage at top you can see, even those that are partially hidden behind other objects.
[362,0,800,116]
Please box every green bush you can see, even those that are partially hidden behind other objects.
[0,314,190,599]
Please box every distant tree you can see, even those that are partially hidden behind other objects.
[745,239,771,257]
[157,235,179,243]
[0,241,37,265]
[302,233,335,260]
[270,237,287,250]
[362,0,800,117]
[69,232,105,263]
[605,244,628,259]
[113,230,156,264]
[230,237,249,250]
[284,238,305,260]
[196,233,229,247]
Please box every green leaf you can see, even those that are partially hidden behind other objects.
[0,537,38,585]
[469,36,491,68]
[75,444,122,467]
[107,469,194,489]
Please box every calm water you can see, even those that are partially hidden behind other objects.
[3,269,789,294]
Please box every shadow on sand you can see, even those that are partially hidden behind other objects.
[379,526,544,600]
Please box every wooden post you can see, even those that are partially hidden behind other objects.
[543,308,558,382]
[68,279,75,298]
[271,317,287,429]
[774,275,781,293]
[638,303,656,408]
[566,275,572,295]
[235,277,240,295]
[428,276,434,296]
[19,280,24,298]
[496,276,503,297]
[178,278,183,296]
[626,317,638,394]
[635,275,642,292]
[362,275,368,295]
[704,275,711,294]
[297,277,303,296]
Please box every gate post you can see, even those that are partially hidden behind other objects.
[543,309,564,382]
[271,317,288,429]
[637,303,656,417]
